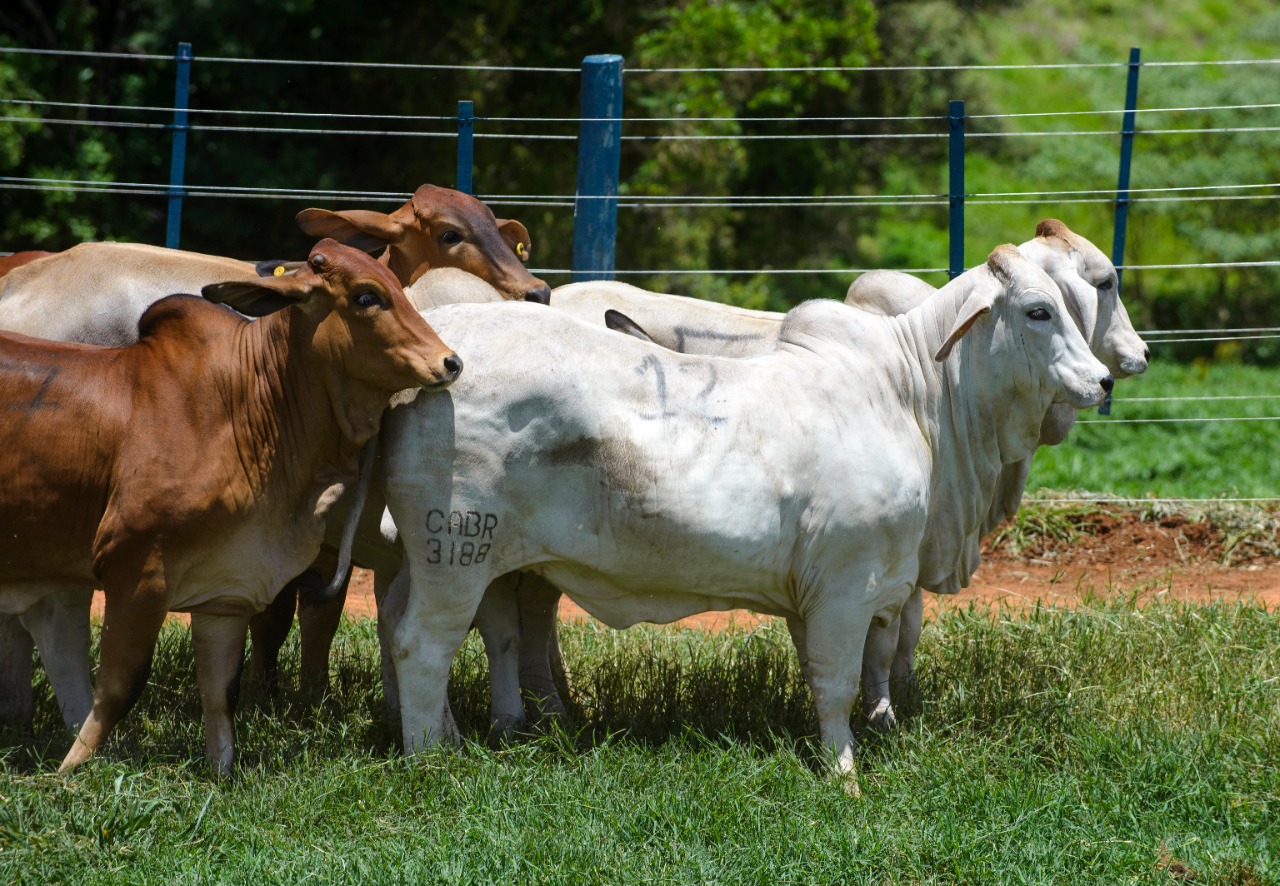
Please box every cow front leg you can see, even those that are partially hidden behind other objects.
[795,604,868,798]
[22,587,95,732]
[191,612,249,776]
[0,614,35,735]
[515,573,568,722]
[60,588,167,773]
[860,608,901,733]
[474,576,525,737]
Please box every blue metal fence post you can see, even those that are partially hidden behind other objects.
[165,42,192,249]
[572,54,624,282]
[456,100,474,194]
[948,100,966,279]
[1112,46,1142,293]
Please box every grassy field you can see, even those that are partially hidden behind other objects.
[1025,360,1280,499]
[2,598,1277,884]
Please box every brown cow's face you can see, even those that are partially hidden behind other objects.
[204,240,461,393]
[295,185,552,304]
[308,240,463,393]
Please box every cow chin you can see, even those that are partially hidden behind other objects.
[1058,380,1108,410]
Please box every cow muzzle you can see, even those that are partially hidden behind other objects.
[426,352,464,389]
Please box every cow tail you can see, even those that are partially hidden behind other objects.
[320,436,377,601]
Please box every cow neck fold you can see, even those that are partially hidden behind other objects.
[895,267,1046,590]
[225,307,384,513]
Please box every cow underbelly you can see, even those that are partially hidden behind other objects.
[0,580,94,617]
[542,565,792,629]
[163,521,326,617]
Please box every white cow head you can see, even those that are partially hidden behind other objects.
[1017,219,1149,380]
[936,245,1113,413]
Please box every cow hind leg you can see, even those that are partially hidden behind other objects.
[373,565,406,717]
[514,573,569,722]
[0,615,35,736]
[860,610,901,733]
[391,564,488,754]
[473,576,525,738]
[60,584,168,774]
[888,586,925,718]
[22,588,95,732]
[296,562,346,697]
[247,583,296,693]
[191,612,250,776]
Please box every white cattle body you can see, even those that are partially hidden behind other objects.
[380,246,1110,793]
[552,220,1147,731]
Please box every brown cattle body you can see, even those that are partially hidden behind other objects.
[0,239,459,774]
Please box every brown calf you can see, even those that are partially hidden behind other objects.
[0,240,459,774]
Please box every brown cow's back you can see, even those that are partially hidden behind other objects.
[0,332,128,592]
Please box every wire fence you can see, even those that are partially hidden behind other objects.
[1,46,1277,505]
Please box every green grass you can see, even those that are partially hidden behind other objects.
[1026,360,1280,499]
[2,599,1277,884]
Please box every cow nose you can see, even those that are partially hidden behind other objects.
[1143,347,1151,362]
[443,353,464,380]
[524,285,552,305]
[1100,374,1114,394]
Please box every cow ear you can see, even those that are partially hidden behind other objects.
[296,208,404,254]
[497,219,532,263]
[605,309,656,343]
[933,291,994,362]
[202,276,315,317]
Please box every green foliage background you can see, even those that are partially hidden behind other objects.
[1,0,1278,354]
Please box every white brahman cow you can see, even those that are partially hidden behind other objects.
[376,245,1112,794]
[524,219,1149,730]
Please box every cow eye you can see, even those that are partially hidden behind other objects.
[1096,277,1115,291]
[354,290,383,309]
[440,230,463,246]
[1027,307,1051,321]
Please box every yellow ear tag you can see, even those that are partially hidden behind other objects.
[273,265,286,276]
[516,242,527,259]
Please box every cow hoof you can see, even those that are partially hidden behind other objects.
[830,768,863,799]
[865,698,898,734]
[489,713,525,742]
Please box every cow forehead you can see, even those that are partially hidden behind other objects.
[413,185,487,222]
[314,242,402,291]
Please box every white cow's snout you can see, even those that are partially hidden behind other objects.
[1058,352,1113,409]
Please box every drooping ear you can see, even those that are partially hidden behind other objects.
[202,275,317,317]
[933,289,995,362]
[497,219,532,263]
[296,208,404,254]
[605,309,656,343]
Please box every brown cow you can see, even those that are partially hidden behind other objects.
[0,184,547,734]
[0,240,460,774]
[0,251,54,278]
[297,183,550,303]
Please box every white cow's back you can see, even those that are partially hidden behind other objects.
[0,241,256,346]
